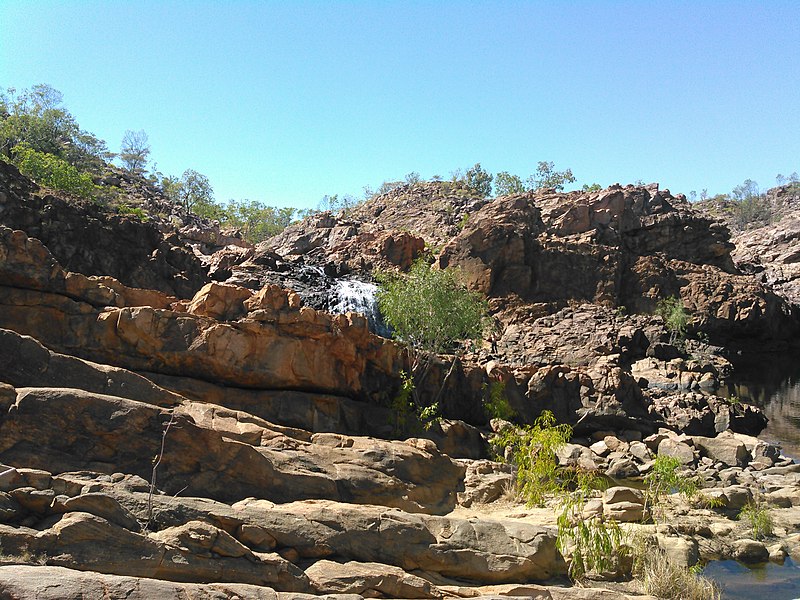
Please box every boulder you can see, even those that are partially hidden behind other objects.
[306,560,440,598]
[691,431,749,467]
[0,387,463,514]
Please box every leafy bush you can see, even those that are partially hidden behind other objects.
[377,258,489,419]
[221,200,296,243]
[739,499,773,540]
[464,163,493,197]
[1,84,111,171]
[494,413,628,580]
[556,470,626,580]
[643,454,698,521]
[12,143,96,199]
[483,380,514,421]
[491,411,572,506]
[656,296,690,345]
[116,202,149,221]
[377,259,488,356]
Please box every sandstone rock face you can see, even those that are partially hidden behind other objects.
[0,565,301,600]
[2,165,799,598]
[0,387,463,514]
[0,161,209,298]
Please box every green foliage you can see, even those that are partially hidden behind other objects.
[116,202,148,221]
[465,163,493,197]
[494,171,526,196]
[221,200,295,243]
[482,380,514,420]
[528,161,576,191]
[389,371,440,432]
[557,473,627,580]
[656,296,690,345]
[418,402,440,430]
[716,178,773,229]
[12,143,96,199]
[644,454,698,521]
[376,259,489,356]
[581,183,602,192]
[738,498,773,540]
[404,171,421,184]
[391,370,416,433]
[457,213,470,230]
[492,411,572,506]
[494,162,576,196]
[493,413,630,580]
[0,84,111,172]
[165,169,217,216]
[119,129,150,173]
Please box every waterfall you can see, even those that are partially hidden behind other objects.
[328,278,391,337]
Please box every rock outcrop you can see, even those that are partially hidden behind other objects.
[2,164,799,598]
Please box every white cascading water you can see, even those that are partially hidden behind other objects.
[328,279,390,337]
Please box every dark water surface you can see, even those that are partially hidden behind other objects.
[722,351,800,460]
[707,352,800,597]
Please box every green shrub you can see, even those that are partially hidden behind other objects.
[493,412,629,580]
[491,410,572,506]
[656,296,689,345]
[738,499,773,540]
[12,143,96,199]
[483,380,514,421]
[116,202,149,221]
[557,470,626,580]
[643,454,698,521]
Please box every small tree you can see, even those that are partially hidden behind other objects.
[377,259,489,419]
[656,296,689,345]
[165,169,216,216]
[494,171,526,196]
[528,161,575,191]
[465,163,493,197]
[119,129,150,173]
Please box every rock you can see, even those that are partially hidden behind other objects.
[53,493,141,531]
[306,560,440,598]
[458,460,515,507]
[40,512,313,591]
[628,441,651,461]
[657,535,699,567]
[764,487,800,508]
[0,164,209,298]
[656,438,695,464]
[606,457,639,479]
[0,564,300,600]
[0,491,21,522]
[590,440,610,457]
[732,539,769,564]
[0,328,183,407]
[0,388,464,514]
[691,431,749,467]
[186,282,253,320]
[151,520,255,558]
[556,443,599,471]
[603,487,645,522]
[225,499,567,584]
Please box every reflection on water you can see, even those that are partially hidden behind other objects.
[722,352,800,460]
[703,558,800,600]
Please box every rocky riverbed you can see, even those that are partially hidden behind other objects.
[0,162,799,599]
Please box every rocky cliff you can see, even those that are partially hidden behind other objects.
[1,164,799,599]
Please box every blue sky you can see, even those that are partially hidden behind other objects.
[2,1,798,210]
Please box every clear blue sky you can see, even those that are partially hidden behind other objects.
[2,1,798,209]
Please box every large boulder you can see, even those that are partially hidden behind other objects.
[0,387,463,514]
